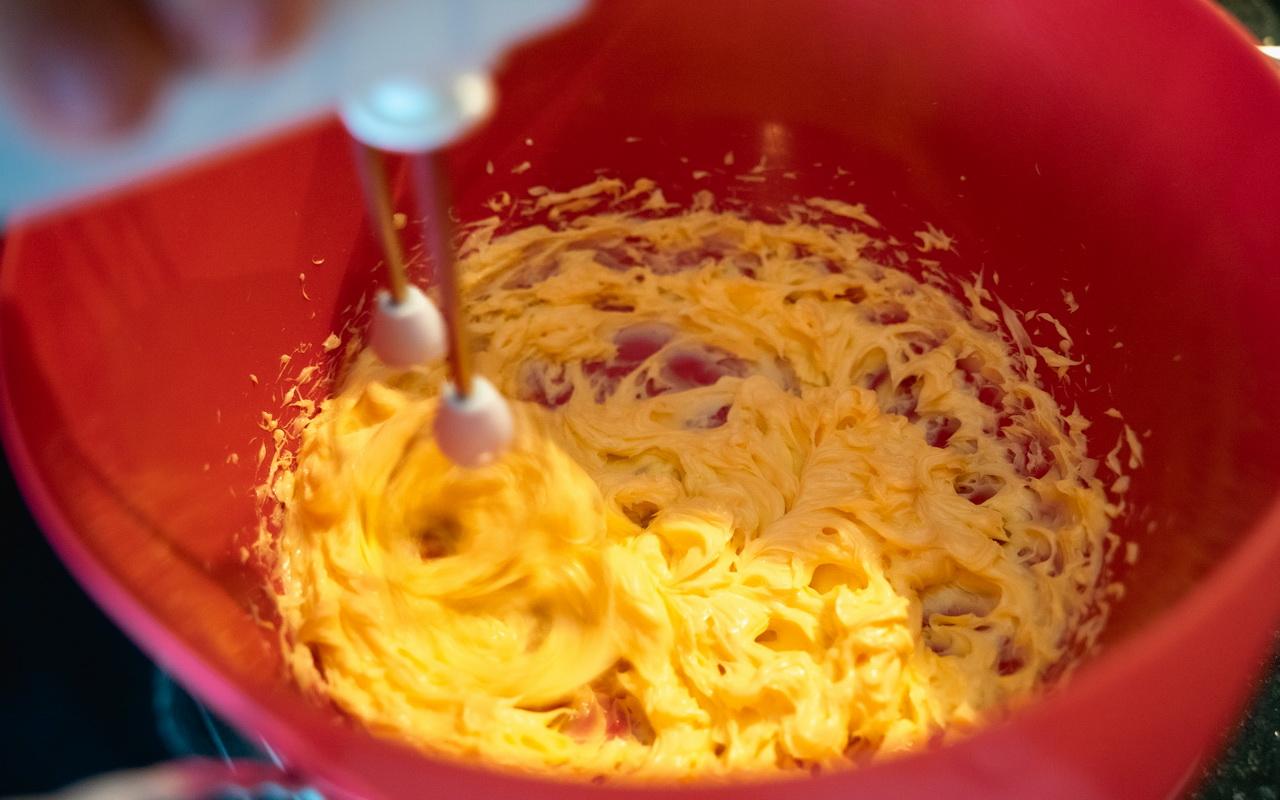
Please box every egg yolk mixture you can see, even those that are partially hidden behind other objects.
[267,181,1124,780]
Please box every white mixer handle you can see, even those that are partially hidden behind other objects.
[0,0,583,221]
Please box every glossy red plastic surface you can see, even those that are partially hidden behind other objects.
[3,2,1280,798]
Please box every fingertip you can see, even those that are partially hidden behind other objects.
[20,46,119,134]
[0,1,167,139]
[174,757,292,795]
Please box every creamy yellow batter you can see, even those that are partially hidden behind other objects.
[268,181,1121,780]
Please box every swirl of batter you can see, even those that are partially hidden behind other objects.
[269,183,1121,780]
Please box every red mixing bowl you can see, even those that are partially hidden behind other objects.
[3,1,1280,798]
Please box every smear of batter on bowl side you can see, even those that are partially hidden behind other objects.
[261,178,1133,781]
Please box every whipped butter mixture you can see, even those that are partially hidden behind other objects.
[266,180,1124,780]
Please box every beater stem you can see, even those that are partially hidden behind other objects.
[353,142,410,304]
[412,151,473,397]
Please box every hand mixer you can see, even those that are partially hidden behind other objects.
[0,0,584,466]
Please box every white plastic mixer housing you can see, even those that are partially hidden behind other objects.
[0,0,583,218]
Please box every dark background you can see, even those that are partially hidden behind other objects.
[2,2,1278,796]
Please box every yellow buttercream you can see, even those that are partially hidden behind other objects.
[270,185,1118,780]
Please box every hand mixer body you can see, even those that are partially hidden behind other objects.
[0,0,583,220]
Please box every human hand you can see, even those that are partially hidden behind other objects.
[5,759,313,800]
[0,0,312,139]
